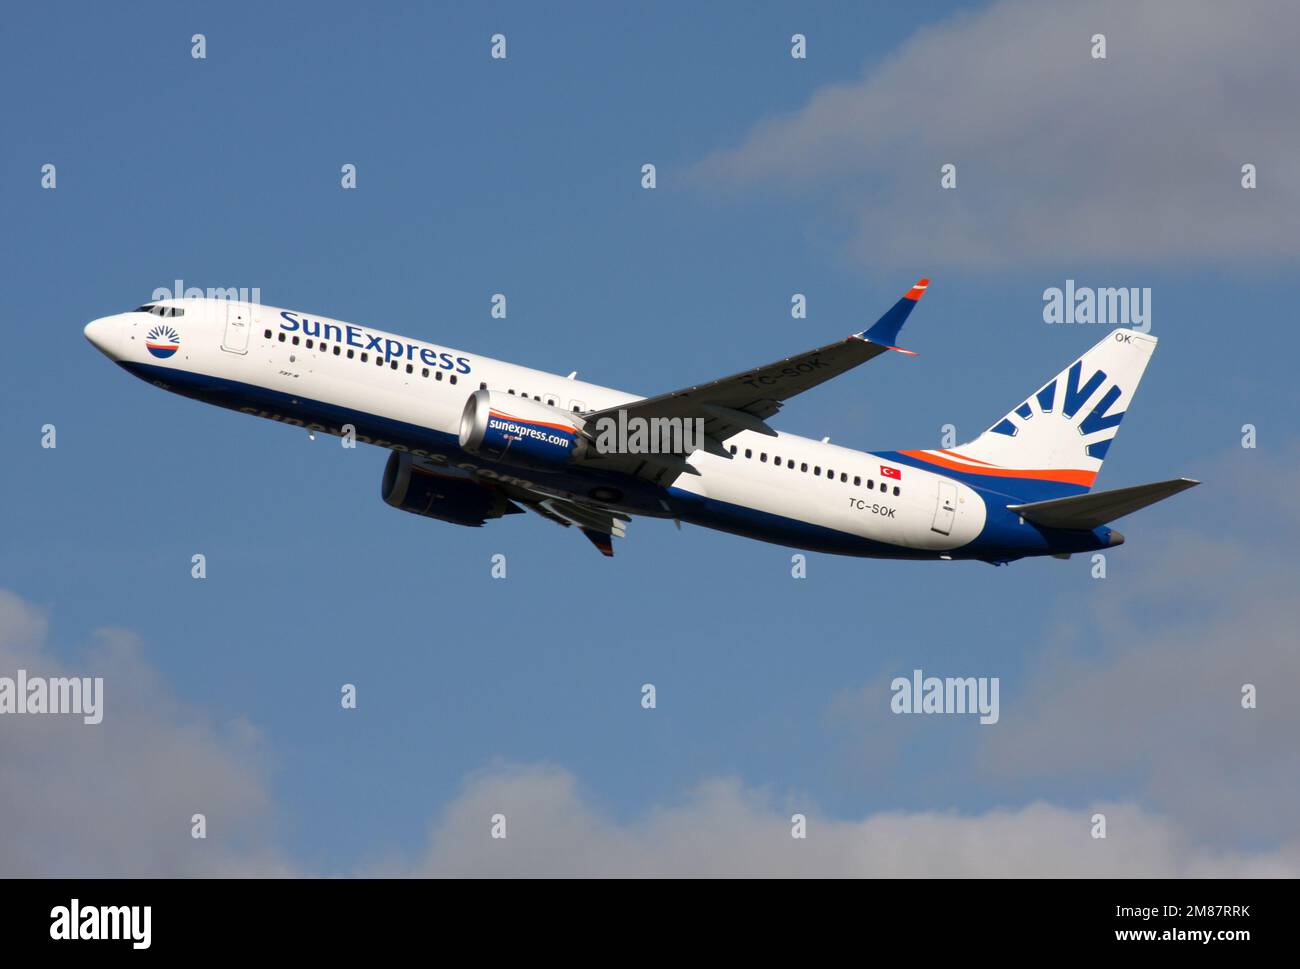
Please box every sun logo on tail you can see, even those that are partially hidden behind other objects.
[990,361,1126,461]
[145,324,180,359]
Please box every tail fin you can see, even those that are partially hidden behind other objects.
[898,330,1157,499]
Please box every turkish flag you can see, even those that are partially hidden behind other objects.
[881,465,901,480]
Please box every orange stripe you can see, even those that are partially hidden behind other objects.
[898,450,1096,487]
[904,277,930,301]
[489,410,576,435]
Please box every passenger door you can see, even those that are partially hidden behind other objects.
[222,301,252,354]
[931,480,958,535]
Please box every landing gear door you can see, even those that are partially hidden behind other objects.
[932,480,957,535]
[222,301,252,354]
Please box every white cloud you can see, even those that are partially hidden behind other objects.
[0,589,291,876]
[688,0,1300,268]
[396,763,1298,877]
[6,508,1298,879]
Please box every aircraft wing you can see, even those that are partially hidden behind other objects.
[579,279,929,478]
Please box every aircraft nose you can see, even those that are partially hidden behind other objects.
[84,316,120,358]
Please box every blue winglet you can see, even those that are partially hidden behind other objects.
[860,278,929,354]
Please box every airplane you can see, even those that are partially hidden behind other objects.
[82,280,1198,563]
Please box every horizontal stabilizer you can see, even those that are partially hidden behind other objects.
[1007,477,1199,530]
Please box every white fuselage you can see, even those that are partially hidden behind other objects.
[85,298,988,558]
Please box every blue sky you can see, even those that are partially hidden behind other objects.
[2,0,1298,875]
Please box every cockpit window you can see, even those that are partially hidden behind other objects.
[133,304,185,318]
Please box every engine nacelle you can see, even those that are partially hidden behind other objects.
[381,451,520,527]
[459,389,587,469]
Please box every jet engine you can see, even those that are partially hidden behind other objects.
[458,389,588,469]
[381,451,521,527]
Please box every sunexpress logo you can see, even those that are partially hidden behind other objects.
[145,324,180,359]
[992,359,1126,457]
[278,311,471,374]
